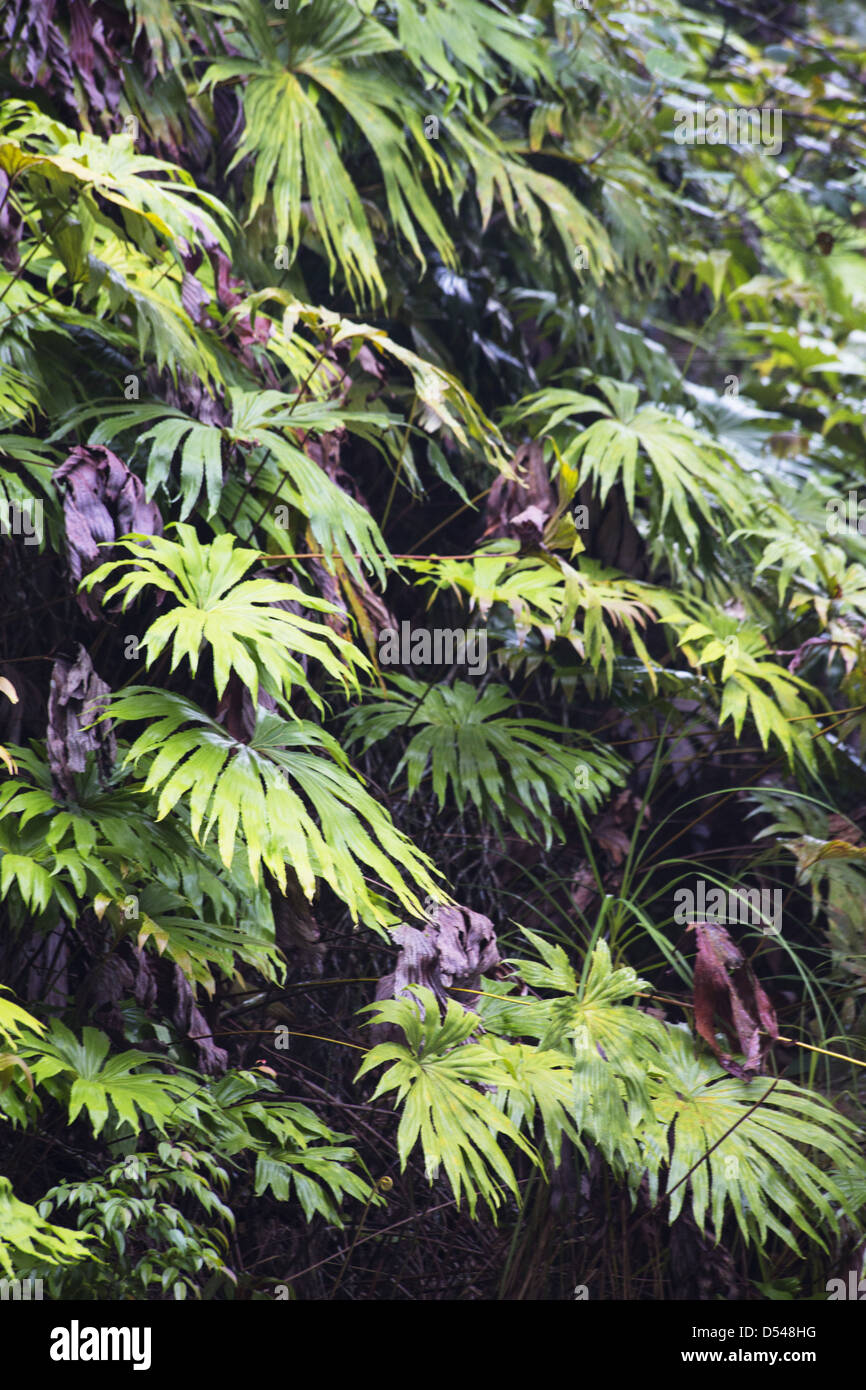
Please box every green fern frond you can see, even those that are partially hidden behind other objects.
[0,987,44,1047]
[357,986,539,1216]
[643,1026,863,1252]
[345,675,628,845]
[505,935,665,1169]
[384,0,548,88]
[107,690,440,925]
[406,550,661,689]
[22,1021,199,1138]
[84,525,370,709]
[664,602,823,770]
[0,1177,93,1277]
[507,381,750,551]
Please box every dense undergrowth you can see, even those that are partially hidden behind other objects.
[1,0,866,1300]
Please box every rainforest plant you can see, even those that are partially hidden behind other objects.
[1,0,866,1300]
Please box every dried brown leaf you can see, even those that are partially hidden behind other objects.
[374,901,500,1037]
[54,445,162,616]
[46,645,116,797]
[690,920,778,1079]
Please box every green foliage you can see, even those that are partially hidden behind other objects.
[406,550,661,690]
[70,387,400,577]
[642,1027,861,1253]
[478,940,866,1246]
[2,0,865,1301]
[108,690,440,923]
[0,1178,93,1278]
[507,380,750,553]
[505,935,665,1170]
[22,1021,200,1138]
[357,986,540,1216]
[0,986,43,1047]
[85,525,369,709]
[664,601,825,771]
[34,1146,235,1299]
[129,881,285,996]
[345,675,628,843]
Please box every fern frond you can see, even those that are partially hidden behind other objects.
[643,1027,863,1252]
[108,690,440,926]
[344,675,629,845]
[85,525,370,708]
[357,986,539,1216]
[0,1177,93,1277]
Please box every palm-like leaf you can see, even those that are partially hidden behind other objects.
[1,105,231,380]
[666,601,823,771]
[0,781,126,917]
[0,745,250,930]
[344,675,629,844]
[55,387,397,577]
[485,938,866,1247]
[481,1035,582,1169]
[0,988,43,1048]
[268,299,512,472]
[382,0,548,87]
[108,690,440,926]
[0,434,58,547]
[507,379,750,551]
[199,0,451,299]
[357,986,539,1215]
[505,935,665,1170]
[84,525,369,709]
[0,104,230,253]
[22,1022,196,1138]
[642,1026,863,1252]
[198,0,612,301]
[129,882,284,997]
[0,1177,93,1277]
[448,116,614,284]
[180,1071,371,1225]
[405,549,661,688]
[0,365,40,424]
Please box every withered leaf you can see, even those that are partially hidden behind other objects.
[54,445,162,616]
[2,0,125,124]
[482,441,555,546]
[47,645,117,798]
[0,170,21,272]
[594,789,645,866]
[373,901,500,1039]
[145,367,229,429]
[79,947,155,1038]
[826,812,864,844]
[264,864,324,975]
[690,920,778,1079]
[178,234,212,325]
[153,958,227,1077]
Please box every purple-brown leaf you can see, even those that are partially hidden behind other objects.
[54,444,162,615]
[46,645,116,798]
[690,919,778,1079]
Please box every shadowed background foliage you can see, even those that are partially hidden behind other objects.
[1,0,866,1300]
